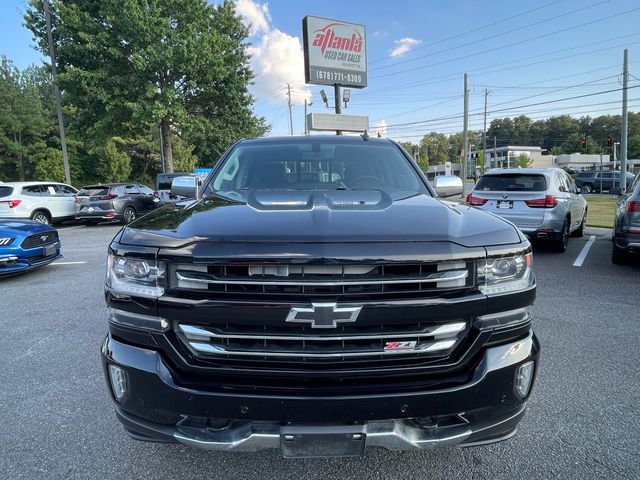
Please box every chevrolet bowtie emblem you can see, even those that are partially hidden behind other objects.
[286,303,362,328]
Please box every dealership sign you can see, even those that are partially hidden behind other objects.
[302,16,367,88]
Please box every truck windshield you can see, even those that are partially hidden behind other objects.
[204,140,427,201]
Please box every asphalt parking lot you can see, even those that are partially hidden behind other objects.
[0,224,638,480]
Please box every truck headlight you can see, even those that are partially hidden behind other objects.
[106,255,166,298]
[478,252,533,295]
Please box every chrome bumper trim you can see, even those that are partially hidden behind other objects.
[174,405,526,453]
[172,335,534,452]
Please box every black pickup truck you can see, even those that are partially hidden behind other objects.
[102,135,539,458]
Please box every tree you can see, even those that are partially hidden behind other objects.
[419,132,448,165]
[513,153,532,168]
[25,0,268,173]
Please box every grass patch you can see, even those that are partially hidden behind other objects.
[585,196,617,228]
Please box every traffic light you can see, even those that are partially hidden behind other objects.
[580,139,587,150]
[607,135,613,147]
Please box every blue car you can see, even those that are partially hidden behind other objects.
[0,219,62,276]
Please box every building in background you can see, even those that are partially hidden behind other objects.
[483,146,553,169]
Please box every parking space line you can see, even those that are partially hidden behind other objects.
[51,261,87,265]
[57,225,86,230]
[573,236,596,267]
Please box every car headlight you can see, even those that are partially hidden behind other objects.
[106,255,166,298]
[0,237,15,246]
[478,252,533,295]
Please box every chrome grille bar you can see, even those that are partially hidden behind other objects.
[176,269,468,287]
[178,321,466,359]
[186,340,458,357]
[179,322,466,342]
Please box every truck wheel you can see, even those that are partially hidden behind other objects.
[552,219,569,253]
[611,243,629,264]
[581,184,592,194]
[31,210,51,224]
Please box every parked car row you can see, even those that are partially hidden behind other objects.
[0,181,160,225]
[466,167,640,264]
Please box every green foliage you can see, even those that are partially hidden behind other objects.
[24,0,268,177]
[95,140,132,182]
[34,148,65,181]
[514,153,532,168]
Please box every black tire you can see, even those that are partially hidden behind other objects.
[581,183,593,194]
[122,206,137,225]
[31,210,51,224]
[552,218,570,253]
[611,242,629,265]
[572,210,586,237]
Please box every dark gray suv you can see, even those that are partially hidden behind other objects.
[612,171,640,264]
[75,183,159,225]
[575,170,635,193]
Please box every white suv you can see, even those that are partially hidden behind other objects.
[0,181,79,224]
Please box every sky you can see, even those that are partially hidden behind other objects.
[2,0,640,143]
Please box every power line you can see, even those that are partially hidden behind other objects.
[383,84,640,130]
[368,0,566,65]
[370,0,609,73]
[370,6,640,80]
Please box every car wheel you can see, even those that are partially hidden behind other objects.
[572,210,586,237]
[31,210,51,224]
[581,183,592,194]
[122,206,137,225]
[611,242,629,264]
[552,218,569,253]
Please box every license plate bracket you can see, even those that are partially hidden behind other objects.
[43,244,56,257]
[281,428,366,458]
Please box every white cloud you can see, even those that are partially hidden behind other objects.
[248,29,310,104]
[372,119,388,137]
[235,0,310,106]
[235,0,271,36]
[390,37,421,57]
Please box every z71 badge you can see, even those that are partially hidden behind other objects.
[384,341,418,351]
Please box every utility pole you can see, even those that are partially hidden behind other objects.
[44,0,71,185]
[304,99,309,135]
[482,89,489,173]
[159,125,165,173]
[620,49,629,190]
[287,83,293,136]
[462,73,469,195]
[334,84,342,135]
[493,136,497,169]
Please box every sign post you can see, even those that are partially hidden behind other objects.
[302,16,367,134]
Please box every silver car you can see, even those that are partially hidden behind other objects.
[467,168,587,252]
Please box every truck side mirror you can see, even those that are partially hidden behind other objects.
[171,176,200,199]
[433,175,464,198]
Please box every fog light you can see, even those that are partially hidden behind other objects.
[514,361,534,398]
[109,365,127,402]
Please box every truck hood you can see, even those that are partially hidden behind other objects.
[118,191,523,248]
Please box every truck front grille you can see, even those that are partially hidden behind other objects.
[176,320,469,365]
[169,261,473,298]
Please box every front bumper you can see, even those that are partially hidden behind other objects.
[0,241,62,276]
[101,331,539,455]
